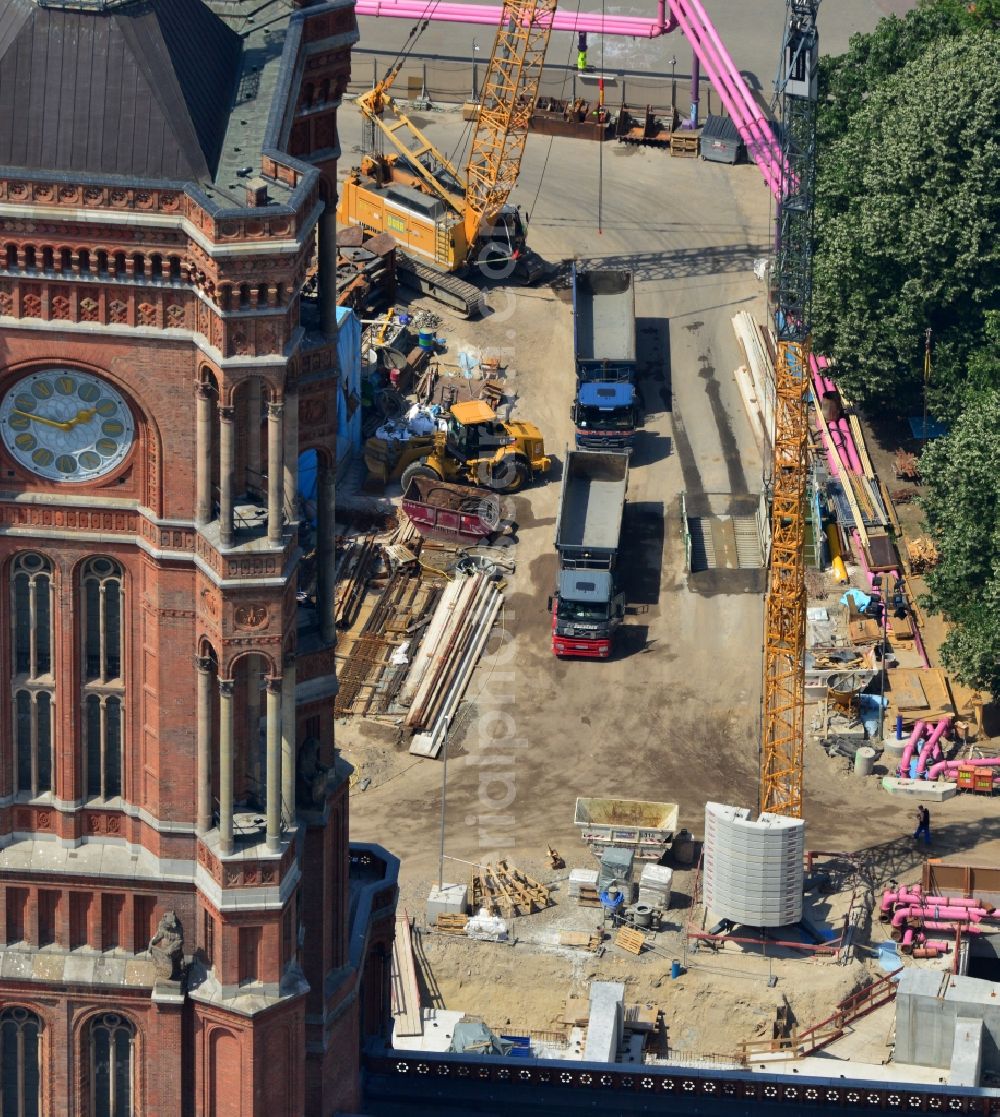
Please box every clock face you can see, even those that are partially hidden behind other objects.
[1,370,135,482]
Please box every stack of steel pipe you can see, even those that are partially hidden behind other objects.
[403,571,503,758]
[880,885,996,941]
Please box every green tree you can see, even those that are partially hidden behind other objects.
[812,26,1000,414]
[919,390,1000,695]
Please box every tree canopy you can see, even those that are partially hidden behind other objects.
[919,391,1000,694]
[812,7,1000,416]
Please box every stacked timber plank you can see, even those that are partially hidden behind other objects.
[402,572,504,758]
[390,917,423,1037]
[732,311,776,453]
[334,532,378,628]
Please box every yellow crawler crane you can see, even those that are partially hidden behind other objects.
[339,0,557,316]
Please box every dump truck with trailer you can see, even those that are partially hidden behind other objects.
[550,449,629,658]
[570,267,640,450]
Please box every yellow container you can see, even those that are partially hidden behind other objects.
[831,555,849,583]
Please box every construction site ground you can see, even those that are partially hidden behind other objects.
[335,101,1000,1059]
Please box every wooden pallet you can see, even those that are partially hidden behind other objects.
[558,930,603,951]
[614,928,647,955]
[471,859,552,919]
[435,914,469,934]
[577,885,604,909]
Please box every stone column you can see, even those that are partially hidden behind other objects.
[218,678,235,856]
[281,656,297,827]
[195,383,213,526]
[318,207,339,337]
[265,676,282,853]
[246,379,263,491]
[196,657,213,836]
[267,400,284,545]
[317,462,337,644]
[283,385,299,524]
[219,404,236,547]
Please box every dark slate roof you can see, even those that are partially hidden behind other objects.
[0,0,244,182]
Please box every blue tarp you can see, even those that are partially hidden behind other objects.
[839,588,872,611]
[908,417,948,439]
[336,305,363,465]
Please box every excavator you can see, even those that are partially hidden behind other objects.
[365,399,551,494]
[339,0,557,317]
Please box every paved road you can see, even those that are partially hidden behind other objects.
[355,0,919,95]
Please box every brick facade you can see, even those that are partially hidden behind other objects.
[0,2,398,1113]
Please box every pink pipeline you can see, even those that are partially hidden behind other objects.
[882,889,986,912]
[354,1,676,37]
[916,718,952,777]
[890,906,986,928]
[927,755,1000,781]
[898,721,927,777]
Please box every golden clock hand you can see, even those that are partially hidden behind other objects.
[65,408,98,430]
[12,408,72,431]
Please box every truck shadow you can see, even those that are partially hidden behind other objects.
[636,316,672,415]
[629,432,671,468]
[620,500,665,608]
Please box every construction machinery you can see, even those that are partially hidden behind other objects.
[570,266,641,450]
[759,0,821,820]
[365,399,550,494]
[339,0,557,317]
[550,449,629,657]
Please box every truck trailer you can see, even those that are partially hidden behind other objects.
[550,449,629,658]
[571,266,640,450]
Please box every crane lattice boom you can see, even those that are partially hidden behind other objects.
[464,0,557,244]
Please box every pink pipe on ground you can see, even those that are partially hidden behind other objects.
[811,362,843,476]
[891,906,986,928]
[917,718,952,777]
[921,940,952,952]
[899,720,927,777]
[924,921,984,933]
[354,1,677,37]
[927,755,1000,780]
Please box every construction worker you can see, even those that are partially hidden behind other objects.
[913,805,932,846]
[577,31,588,72]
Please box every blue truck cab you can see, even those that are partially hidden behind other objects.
[571,266,640,450]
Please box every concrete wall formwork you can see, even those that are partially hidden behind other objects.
[703,802,805,928]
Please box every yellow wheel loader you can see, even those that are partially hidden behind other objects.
[364,400,550,494]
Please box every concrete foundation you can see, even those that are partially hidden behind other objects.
[584,981,625,1064]
[882,777,958,801]
[426,883,468,923]
[949,1018,984,1087]
[895,969,1000,1074]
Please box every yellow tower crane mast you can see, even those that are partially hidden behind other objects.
[760,0,821,820]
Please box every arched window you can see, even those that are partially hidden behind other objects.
[1,1007,41,1117]
[81,559,125,801]
[89,1013,134,1117]
[11,554,54,797]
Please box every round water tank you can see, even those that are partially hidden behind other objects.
[855,746,877,777]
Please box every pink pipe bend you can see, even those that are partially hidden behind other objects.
[927,755,1000,780]
[917,717,952,777]
[899,720,927,777]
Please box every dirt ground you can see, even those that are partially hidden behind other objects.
[334,102,1000,1057]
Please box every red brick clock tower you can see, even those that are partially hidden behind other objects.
[0,2,397,1115]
